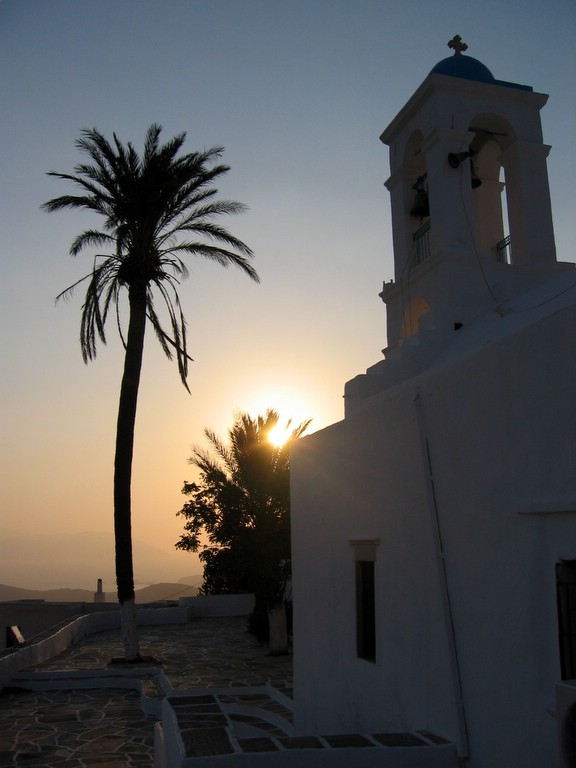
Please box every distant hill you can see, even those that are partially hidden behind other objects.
[133,582,200,602]
[0,530,201,591]
[0,584,96,603]
[178,574,203,587]
[0,581,201,604]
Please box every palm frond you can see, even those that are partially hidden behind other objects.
[70,230,116,256]
[41,190,111,218]
[146,280,192,392]
[55,272,93,304]
[166,219,253,253]
[159,281,190,387]
[165,242,260,281]
[143,124,163,163]
[200,429,235,472]
[44,124,258,382]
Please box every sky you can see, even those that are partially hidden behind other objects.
[1,0,575,591]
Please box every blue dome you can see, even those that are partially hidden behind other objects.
[430,55,496,83]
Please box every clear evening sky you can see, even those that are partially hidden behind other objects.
[1,0,574,590]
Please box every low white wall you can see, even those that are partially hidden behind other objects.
[154,722,167,768]
[0,603,86,650]
[177,745,458,768]
[0,597,253,692]
[0,611,118,691]
[161,698,186,768]
[0,605,188,692]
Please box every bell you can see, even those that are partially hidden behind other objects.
[410,174,429,218]
[470,159,482,189]
[448,151,482,189]
[410,189,430,217]
[448,151,470,168]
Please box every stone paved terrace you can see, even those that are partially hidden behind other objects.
[0,617,292,767]
[0,686,156,767]
[0,615,458,767]
[26,617,293,692]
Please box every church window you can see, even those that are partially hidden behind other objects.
[556,560,576,680]
[350,539,378,662]
[356,560,376,661]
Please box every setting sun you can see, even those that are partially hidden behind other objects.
[244,389,315,447]
[268,422,293,447]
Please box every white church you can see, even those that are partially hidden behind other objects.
[291,37,576,768]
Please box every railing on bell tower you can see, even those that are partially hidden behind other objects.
[495,235,511,264]
[413,220,431,265]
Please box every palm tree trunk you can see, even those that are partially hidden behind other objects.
[114,284,147,661]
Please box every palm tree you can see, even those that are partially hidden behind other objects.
[177,409,311,654]
[43,125,259,660]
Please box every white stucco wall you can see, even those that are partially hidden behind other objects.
[291,300,576,768]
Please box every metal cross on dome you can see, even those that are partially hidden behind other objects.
[448,35,468,55]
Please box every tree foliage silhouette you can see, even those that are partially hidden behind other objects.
[176,409,310,648]
[43,125,258,659]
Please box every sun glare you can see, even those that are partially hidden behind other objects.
[268,423,293,447]
[244,390,314,447]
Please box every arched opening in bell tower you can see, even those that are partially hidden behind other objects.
[404,130,430,268]
[467,115,516,264]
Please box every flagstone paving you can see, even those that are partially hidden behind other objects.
[0,687,156,767]
[0,616,292,767]
[30,617,293,693]
[0,616,455,766]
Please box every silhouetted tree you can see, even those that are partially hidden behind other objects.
[43,125,258,660]
[176,409,311,653]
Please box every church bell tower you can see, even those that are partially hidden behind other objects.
[346,37,571,410]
